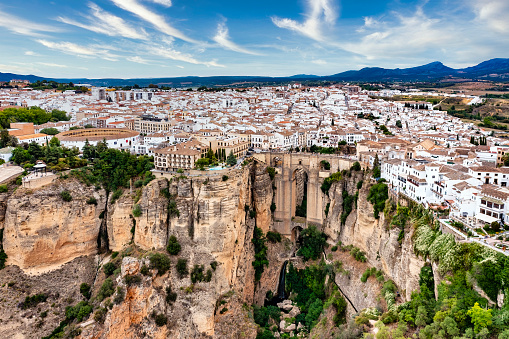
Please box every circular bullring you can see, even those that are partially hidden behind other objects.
[56,128,139,141]
[56,128,140,149]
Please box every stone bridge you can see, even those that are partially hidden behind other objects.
[254,152,355,239]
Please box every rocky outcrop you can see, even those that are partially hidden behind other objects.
[323,173,425,302]
[134,179,169,251]
[106,192,135,252]
[3,179,107,273]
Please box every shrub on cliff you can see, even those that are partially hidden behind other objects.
[321,172,342,195]
[97,278,114,301]
[351,161,362,171]
[266,167,276,181]
[103,262,116,276]
[60,190,72,202]
[132,204,141,217]
[297,225,327,261]
[266,231,282,243]
[167,235,181,255]
[176,258,188,278]
[252,227,268,282]
[80,283,91,299]
[166,286,177,304]
[367,182,388,219]
[149,253,171,275]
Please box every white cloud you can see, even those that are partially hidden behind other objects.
[213,22,261,55]
[37,62,68,68]
[148,0,172,7]
[311,59,327,65]
[0,10,59,37]
[342,9,456,60]
[24,51,39,56]
[36,39,119,60]
[272,0,338,42]
[149,46,224,67]
[473,0,509,33]
[58,3,148,40]
[127,56,150,64]
[111,0,197,43]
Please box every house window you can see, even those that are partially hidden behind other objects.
[481,199,486,205]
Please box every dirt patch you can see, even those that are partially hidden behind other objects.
[0,256,96,339]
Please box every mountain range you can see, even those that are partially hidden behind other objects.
[1,58,509,87]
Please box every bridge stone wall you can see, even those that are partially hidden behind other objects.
[261,152,354,237]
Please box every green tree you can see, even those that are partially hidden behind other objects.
[49,136,60,147]
[195,158,209,169]
[297,225,327,261]
[252,227,268,282]
[415,306,428,327]
[367,182,388,219]
[396,120,402,128]
[467,302,492,334]
[226,151,237,166]
[40,127,60,135]
[167,235,181,255]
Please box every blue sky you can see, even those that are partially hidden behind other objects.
[0,0,508,78]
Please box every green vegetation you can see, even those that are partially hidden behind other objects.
[40,127,60,135]
[96,278,114,302]
[103,262,117,276]
[0,107,69,128]
[154,313,167,327]
[222,175,228,181]
[351,161,361,171]
[0,229,7,270]
[70,143,154,191]
[124,275,142,286]
[266,231,282,243]
[86,197,97,205]
[252,227,268,282]
[367,181,389,218]
[166,286,177,304]
[167,235,181,255]
[80,283,91,299]
[340,190,358,225]
[149,253,171,275]
[226,151,237,166]
[297,225,327,261]
[60,190,72,202]
[176,258,188,278]
[132,204,141,217]
[0,184,7,193]
[21,293,47,309]
[320,160,331,170]
[190,264,212,283]
[320,172,342,195]
[266,167,276,181]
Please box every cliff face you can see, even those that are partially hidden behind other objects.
[88,162,273,338]
[3,179,107,273]
[323,173,425,303]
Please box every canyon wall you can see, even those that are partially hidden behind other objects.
[323,172,425,303]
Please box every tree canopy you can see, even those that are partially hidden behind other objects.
[0,107,69,128]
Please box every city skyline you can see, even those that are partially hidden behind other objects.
[0,0,508,78]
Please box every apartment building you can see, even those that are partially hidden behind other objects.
[153,140,209,171]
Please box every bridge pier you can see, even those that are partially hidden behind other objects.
[269,152,354,238]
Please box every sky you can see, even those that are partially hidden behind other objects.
[0,0,508,79]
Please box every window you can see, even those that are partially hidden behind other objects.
[481,199,486,205]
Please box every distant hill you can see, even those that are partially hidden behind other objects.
[326,59,509,82]
[1,58,508,87]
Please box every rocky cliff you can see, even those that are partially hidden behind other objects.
[0,161,277,338]
[323,172,425,303]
